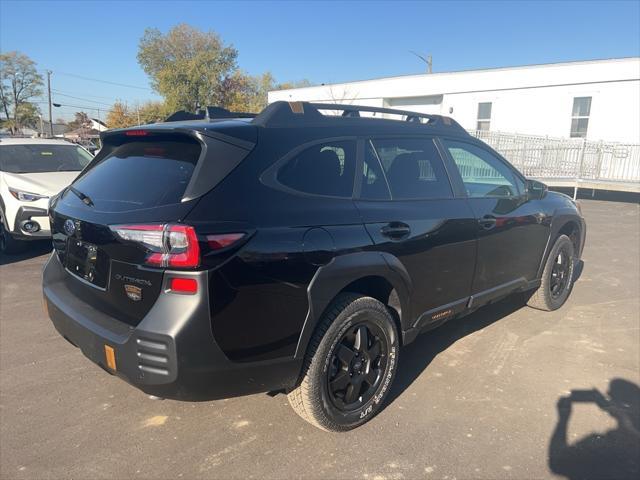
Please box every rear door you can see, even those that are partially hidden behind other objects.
[354,137,477,328]
[439,138,550,303]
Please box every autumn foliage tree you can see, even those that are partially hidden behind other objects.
[136,24,311,115]
[105,100,170,129]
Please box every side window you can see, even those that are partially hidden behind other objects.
[370,138,452,200]
[360,141,391,200]
[442,140,523,198]
[277,140,356,197]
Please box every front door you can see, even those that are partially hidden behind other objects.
[440,138,550,303]
[354,137,477,327]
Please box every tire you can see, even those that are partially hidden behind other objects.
[0,222,25,255]
[288,293,399,432]
[527,234,576,311]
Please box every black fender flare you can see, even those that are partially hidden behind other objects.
[536,208,585,279]
[293,251,413,359]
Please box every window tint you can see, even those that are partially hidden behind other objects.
[65,136,200,212]
[370,138,452,200]
[277,140,356,197]
[443,140,522,198]
[360,141,391,200]
[0,144,92,173]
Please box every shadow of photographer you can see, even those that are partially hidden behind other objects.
[549,378,640,480]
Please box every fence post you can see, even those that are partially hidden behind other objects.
[595,140,604,180]
[574,137,587,200]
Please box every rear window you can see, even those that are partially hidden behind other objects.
[65,136,200,212]
[0,144,93,173]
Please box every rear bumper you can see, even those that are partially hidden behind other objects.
[43,253,300,400]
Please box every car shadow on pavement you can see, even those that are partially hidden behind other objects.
[387,259,585,406]
[387,293,528,405]
[0,241,51,266]
[548,378,640,480]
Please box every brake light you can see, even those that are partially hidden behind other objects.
[169,277,198,294]
[206,233,245,250]
[111,224,200,268]
[124,129,149,136]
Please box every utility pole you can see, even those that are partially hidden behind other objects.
[46,70,53,137]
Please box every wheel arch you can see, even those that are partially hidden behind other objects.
[294,251,413,360]
[536,211,585,279]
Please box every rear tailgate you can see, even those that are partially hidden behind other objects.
[49,129,253,326]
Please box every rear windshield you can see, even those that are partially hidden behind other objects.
[0,144,93,173]
[65,136,201,212]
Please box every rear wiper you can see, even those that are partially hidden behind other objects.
[68,186,94,207]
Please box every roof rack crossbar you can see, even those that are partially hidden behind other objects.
[164,106,257,123]
[309,103,439,123]
[252,101,466,133]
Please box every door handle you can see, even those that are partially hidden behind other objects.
[381,222,411,240]
[478,215,497,230]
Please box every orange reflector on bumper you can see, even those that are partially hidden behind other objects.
[104,345,117,371]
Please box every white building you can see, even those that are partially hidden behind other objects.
[269,57,640,144]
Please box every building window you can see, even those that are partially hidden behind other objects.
[570,97,591,138]
[476,102,492,131]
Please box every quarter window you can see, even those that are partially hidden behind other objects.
[443,140,522,198]
[476,102,492,131]
[369,138,452,200]
[570,97,591,138]
[277,140,356,197]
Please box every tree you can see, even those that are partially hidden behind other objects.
[273,79,313,91]
[137,24,239,111]
[106,101,133,129]
[67,111,92,130]
[105,100,171,129]
[138,101,171,124]
[0,51,43,133]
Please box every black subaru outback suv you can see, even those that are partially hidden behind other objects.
[43,102,585,431]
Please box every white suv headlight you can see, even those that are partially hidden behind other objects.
[8,187,49,202]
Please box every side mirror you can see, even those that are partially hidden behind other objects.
[526,179,548,200]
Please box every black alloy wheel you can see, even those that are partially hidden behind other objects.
[327,322,387,411]
[550,246,572,299]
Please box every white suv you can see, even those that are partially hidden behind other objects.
[0,138,93,254]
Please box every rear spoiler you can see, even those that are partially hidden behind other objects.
[87,127,256,203]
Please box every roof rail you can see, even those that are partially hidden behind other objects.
[165,106,257,122]
[252,101,466,132]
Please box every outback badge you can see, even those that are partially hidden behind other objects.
[124,284,143,302]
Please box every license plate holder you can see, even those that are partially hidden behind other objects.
[65,239,100,285]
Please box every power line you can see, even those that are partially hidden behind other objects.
[55,71,153,91]
[32,100,107,112]
[51,91,113,107]
[49,89,120,101]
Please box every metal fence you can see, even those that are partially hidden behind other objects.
[470,130,640,186]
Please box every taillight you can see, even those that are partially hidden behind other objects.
[206,233,245,250]
[111,224,200,268]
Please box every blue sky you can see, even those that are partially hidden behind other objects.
[1,0,639,121]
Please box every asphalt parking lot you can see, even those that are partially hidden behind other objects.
[1,199,638,480]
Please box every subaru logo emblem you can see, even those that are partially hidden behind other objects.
[63,219,76,236]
